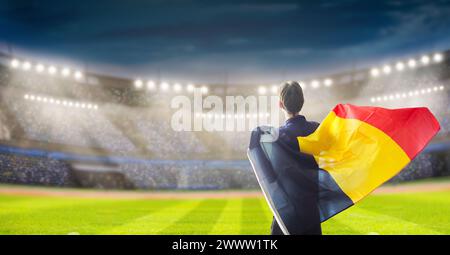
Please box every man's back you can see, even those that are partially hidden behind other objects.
[278,115,319,151]
[270,114,322,235]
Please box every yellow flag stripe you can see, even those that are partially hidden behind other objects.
[298,111,410,203]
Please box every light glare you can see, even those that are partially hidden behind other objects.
[173,83,182,92]
[134,79,143,89]
[74,71,83,80]
[395,62,405,71]
[408,59,416,68]
[433,53,443,63]
[22,61,31,71]
[48,66,57,75]
[161,82,170,91]
[11,59,20,68]
[258,86,267,95]
[271,85,278,94]
[421,55,430,65]
[147,80,156,90]
[370,68,379,77]
[36,64,45,73]
[61,68,71,77]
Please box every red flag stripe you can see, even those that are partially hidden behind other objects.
[332,104,440,160]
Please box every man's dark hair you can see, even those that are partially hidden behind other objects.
[279,81,304,114]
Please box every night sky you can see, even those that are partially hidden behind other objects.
[1,0,450,84]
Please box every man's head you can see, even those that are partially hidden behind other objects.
[279,81,304,116]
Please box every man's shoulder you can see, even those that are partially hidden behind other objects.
[279,116,319,137]
[303,120,320,135]
[308,120,320,130]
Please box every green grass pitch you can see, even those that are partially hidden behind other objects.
[0,190,449,234]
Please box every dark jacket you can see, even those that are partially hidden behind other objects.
[270,115,322,235]
[278,115,319,151]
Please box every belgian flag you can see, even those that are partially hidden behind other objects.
[248,104,440,234]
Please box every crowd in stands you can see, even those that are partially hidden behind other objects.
[0,148,445,189]
[217,131,251,154]
[0,59,449,190]
[0,149,258,189]
[0,153,75,186]
[133,112,208,158]
[0,109,10,140]
[7,100,136,154]
[390,153,444,182]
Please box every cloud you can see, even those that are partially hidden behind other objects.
[1,0,450,83]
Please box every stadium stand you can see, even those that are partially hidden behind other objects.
[0,152,76,186]
[0,50,449,189]
[132,111,209,158]
[0,109,11,141]
[7,99,136,154]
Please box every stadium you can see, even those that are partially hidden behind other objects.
[1,1,450,236]
[0,48,449,235]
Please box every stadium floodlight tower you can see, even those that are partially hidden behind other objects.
[160,82,170,92]
[147,80,156,90]
[258,86,267,95]
[48,66,57,75]
[173,83,182,93]
[10,59,20,68]
[22,61,31,71]
[35,63,45,73]
[61,67,71,77]
[433,53,443,63]
[395,62,405,71]
[382,65,391,74]
[370,68,380,77]
[134,79,143,89]
[186,83,195,93]
[421,55,430,65]
[271,84,278,94]
[407,59,417,68]
[74,71,83,80]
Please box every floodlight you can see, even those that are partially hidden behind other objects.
[36,64,45,73]
[370,68,380,77]
[433,53,443,63]
[74,71,83,80]
[61,68,71,77]
[22,61,31,71]
[187,83,195,92]
[395,62,405,71]
[420,55,430,65]
[271,85,278,94]
[11,59,20,68]
[134,79,143,89]
[161,82,170,91]
[258,86,267,95]
[147,80,156,90]
[48,66,57,75]
[173,83,182,92]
